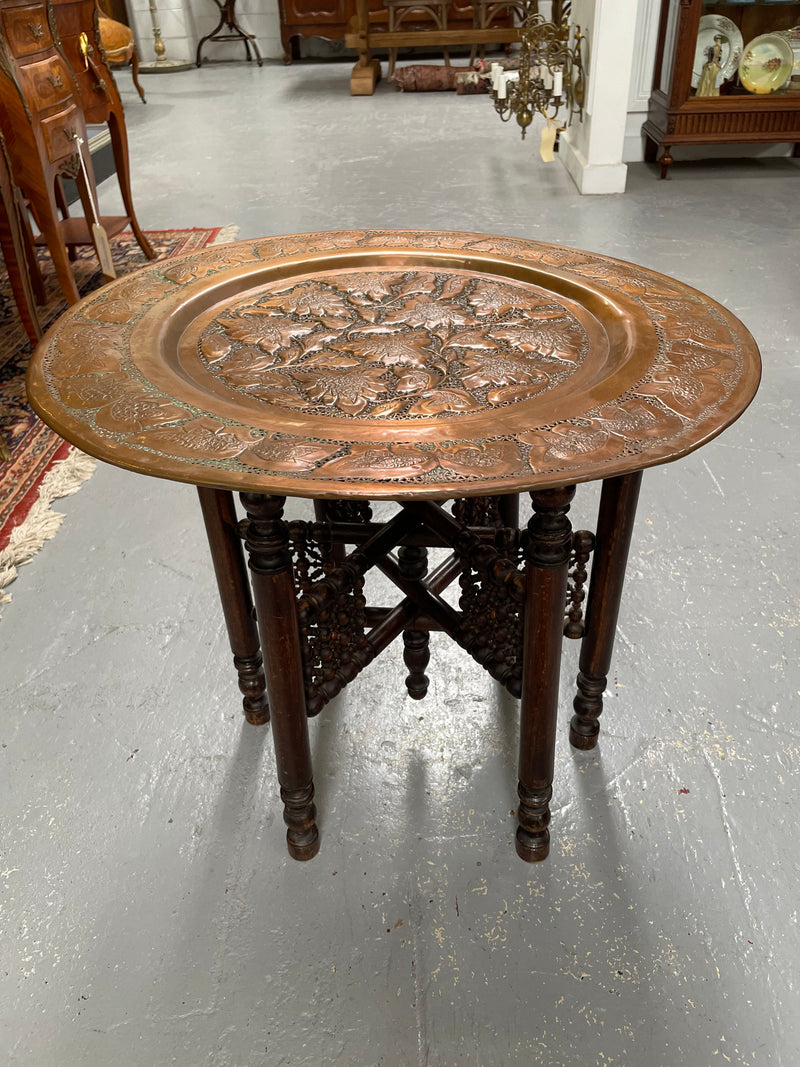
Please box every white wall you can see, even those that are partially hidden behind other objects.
[623,0,661,163]
[128,0,284,66]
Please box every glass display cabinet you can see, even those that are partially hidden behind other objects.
[643,0,800,176]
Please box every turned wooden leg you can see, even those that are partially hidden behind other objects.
[197,487,268,725]
[570,472,642,750]
[241,492,319,861]
[516,485,575,863]
[314,498,345,565]
[659,146,673,180]
[399,543,430,699]
[498,493,520,529]
[564,529,595,640]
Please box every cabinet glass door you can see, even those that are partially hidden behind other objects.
[693,1,800,98]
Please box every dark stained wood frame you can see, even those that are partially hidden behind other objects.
[197,479,639,864]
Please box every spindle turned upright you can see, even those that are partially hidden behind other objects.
[26,229,761,864]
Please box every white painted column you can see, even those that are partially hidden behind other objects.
[560,0,639,194]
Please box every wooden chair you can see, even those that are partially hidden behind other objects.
[471,0,528,62]
[96,1,146,104]
[385,0,451,78]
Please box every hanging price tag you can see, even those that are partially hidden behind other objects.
[91,222,116,280]
[540,120,557,163]
[71,133,116,281]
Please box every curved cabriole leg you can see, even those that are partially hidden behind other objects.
[27,183,80,304]
[130,47,146,103]
[197,487,268,725]
[107,112,155,260]
[241,492,319,861]
[570,472,642,750]
[516,485,575,863]
[399,543,430,699]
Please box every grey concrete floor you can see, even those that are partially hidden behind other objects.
[2,62,799,1067]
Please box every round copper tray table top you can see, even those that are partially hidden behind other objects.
[26,230,762,500]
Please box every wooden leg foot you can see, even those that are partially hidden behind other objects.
[198,488,269,724]
[515,782,551,862]
[282,783,320,860]
[571,472,641,749]
[570,670,604,749]
[235,652,270,724]
[350,58,381,95]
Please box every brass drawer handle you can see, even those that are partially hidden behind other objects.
[47,72,63,89]
[79,31,90,69]
[28,21,44,39]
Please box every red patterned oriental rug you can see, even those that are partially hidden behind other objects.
[0,225,238,612]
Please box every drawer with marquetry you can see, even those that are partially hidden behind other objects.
[0,2,53,57]
[17,52,73,112]
[39,101,80,163]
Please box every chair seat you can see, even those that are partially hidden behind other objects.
[98,15,134,64]
[96,6,145,103]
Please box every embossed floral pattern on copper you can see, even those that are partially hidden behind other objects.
[198,270,588,420]
[26,229,762,498]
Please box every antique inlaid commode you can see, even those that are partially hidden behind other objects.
[26,230,762,863]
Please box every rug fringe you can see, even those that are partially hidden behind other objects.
[210,225,240,246]
[0,448,97,613]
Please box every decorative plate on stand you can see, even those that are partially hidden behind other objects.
[739,33,794,94]
[777,26,800,81]
[692,15,743,89]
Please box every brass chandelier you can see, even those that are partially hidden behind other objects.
[489,10,585,141]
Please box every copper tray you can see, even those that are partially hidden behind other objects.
[26,230,762,499]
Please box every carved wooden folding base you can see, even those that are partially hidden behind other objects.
[199,476,641,863]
